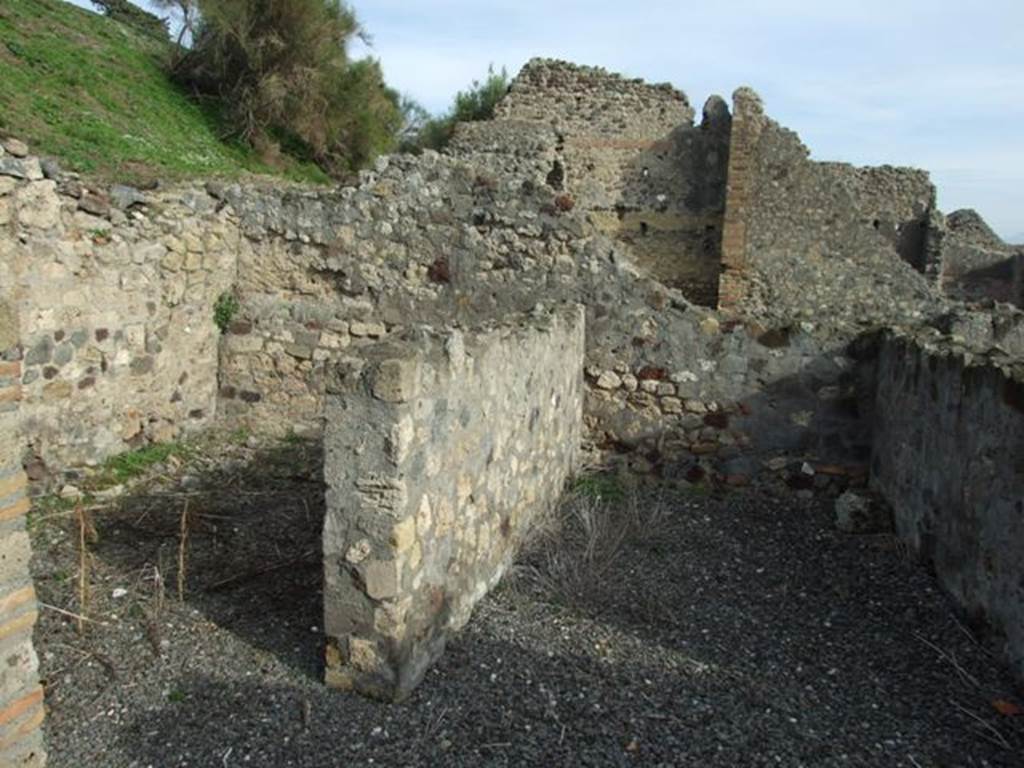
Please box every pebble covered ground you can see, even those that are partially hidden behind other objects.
[28,436,1024,767]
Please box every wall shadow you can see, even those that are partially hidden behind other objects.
[87,436,327,681]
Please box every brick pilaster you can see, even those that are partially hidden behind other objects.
[0,299,46,767]
[718,87,765,312]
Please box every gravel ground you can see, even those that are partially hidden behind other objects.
[28,436,1024,767]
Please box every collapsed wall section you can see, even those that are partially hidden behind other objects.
[321,306,584,700]
[870,329,1024,684]
[0,289,46,767]
[0,152,236,473]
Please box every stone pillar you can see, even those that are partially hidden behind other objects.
[718,87,765,312]
[0,295,46,767]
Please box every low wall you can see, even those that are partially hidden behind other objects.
[870,330,1024,683]
[321,306,585,700]
[0,292,46,767]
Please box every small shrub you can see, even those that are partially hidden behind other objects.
[88,228,111,245]
[404,65,510,152]
[173,0,402,174]
[512,484,674,611]
[213,292,240,333]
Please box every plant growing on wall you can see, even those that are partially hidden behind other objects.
[213,292,240,333]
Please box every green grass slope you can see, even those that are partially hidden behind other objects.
[0,0,327,183]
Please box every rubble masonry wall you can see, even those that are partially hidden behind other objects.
[320,307,584,700]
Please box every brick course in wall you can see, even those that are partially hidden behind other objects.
[0,296,46,767]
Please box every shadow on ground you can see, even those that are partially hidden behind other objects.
[28,431,1024,767]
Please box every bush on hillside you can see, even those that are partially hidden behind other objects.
[172,0,401,175]
[91,0,170,40]
[405,65,510,152]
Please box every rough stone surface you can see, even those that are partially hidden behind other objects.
[870,328,1024,683]
[834,490,892,534]
[2,170,235,470]
[453,59,729,306]
[322,307,584,699]
[936,209,1023,305]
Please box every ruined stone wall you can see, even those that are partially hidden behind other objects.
[216,152,581,436]
[0,149,236,473]
[870,328,1024,684]
[321,307,584,700]
[0,287,46,767]
[934,209,1022,305]
[720,89,938,324]
[458,60,730,306]
[208,149,875,487]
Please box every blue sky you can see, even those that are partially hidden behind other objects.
[66,0,1024,240]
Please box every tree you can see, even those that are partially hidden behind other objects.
[172,0,401,174]
[405,65,510,152]
[91,0,169,40]
[150,0,199,52]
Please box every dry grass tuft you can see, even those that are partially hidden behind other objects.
[507,476,674,611]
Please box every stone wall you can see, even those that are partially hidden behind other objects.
[1,148,236,474]
[719,88,939,325]
[320,307,584,700]
[216,152,577,436]
[0,289,46,767]
[3,56,1023,712]
[206,149,878,486]
[457,59,730,306]
[870,328,1024,684]
[934,209,1022,305]
[1,64,962,491]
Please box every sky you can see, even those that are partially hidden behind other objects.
[66,0,1024,240]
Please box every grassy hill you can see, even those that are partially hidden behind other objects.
[0,0,327,184]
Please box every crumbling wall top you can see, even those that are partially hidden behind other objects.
[495,58,695,137]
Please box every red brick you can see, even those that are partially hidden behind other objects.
[0,687,42,727]
[0,610,36,643]
[0,585,35,617]
[0,497,29,524]
[0,385,22,404]
[0,472,26,500]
